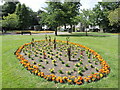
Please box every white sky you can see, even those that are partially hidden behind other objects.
[0,0,102,12]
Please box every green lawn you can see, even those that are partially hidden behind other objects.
[0,35,2,90]
[1,32,118,88]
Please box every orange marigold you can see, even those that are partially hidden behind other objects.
[92,79,95,81]
[78,76,83,80]
[88,76,92,79]
[38,72,41,76]
[76,81,82,85]
[67,79,72,83]
[74,79,79,83]
[60,78,63,83]
[41,72,44,75]
[96,76,100,80]
[28,67,33,70]
[33,65,38,69]
[63,76,68,80]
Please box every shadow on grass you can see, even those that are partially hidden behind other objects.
[58,33,111,37]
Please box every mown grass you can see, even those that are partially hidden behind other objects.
[0,35,2,90]
[1,32,118,88]
[58,32,118,36]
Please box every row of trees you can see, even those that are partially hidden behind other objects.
[39,1,120,35]
[92,2,120,33]
[1,1,119,34]
[72,2,120,33]
[1,1,39,31]
[1,0,81,34]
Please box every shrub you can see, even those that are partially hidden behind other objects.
[35,54,38,57]
[65,64,69,67]
[32,61,36,64]
[78,71,83,76]
[40,52,42,55]
[75,64,79,67]
[58,70,63,74]
[88,59,91,63]
[61,61,65,64]
[67,71,71,75]
[49,68,54,73]
[39,59,43,62]
[38,64,41,66]
[73,68,76,71]
[79,61,83,64]
[59,58,62,61]
[42,65,45,69]
[90,64,94,68]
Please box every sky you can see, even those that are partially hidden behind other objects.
[0,0,102,12]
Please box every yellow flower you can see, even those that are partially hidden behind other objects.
[35,70,38,74]
[100,74,103,78]
[78,63,80,65]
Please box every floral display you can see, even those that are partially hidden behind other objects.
[16,31,54,34]
[15,39,110,85]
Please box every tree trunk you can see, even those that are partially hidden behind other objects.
[85,27,88,36]
[82,27,85,32]
[64,24,66,30]
[73,25,75,32]
[103,28,106,33]
[69,24,72,33]
[55,27,57,36]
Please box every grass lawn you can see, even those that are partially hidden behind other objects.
[1,32,118,88]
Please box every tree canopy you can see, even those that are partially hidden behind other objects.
[15,3,39,29]
[107,7,120,32]
[2,1,19,17]
[108,8,120,26]
[39,1,81,35]
[2,13,19,30]
[1,0,120,33]
[92,2,119,32]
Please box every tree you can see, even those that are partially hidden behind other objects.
[78,9,91,36]
[27,8,39,26]
[88,10,98,26]
[39,1,81,35]
[1,2,39,30]
[108,8,120,26]
[62,2,81,33]
[0,17,2,31]
[15,3,32,29]
[2,13,19,30]
[92,2,119,32]
[2,1,19,17]
[107,8,120,32]
[40,1,64,35]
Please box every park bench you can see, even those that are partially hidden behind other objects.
[21,31,31,35]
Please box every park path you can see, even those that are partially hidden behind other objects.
[0,32,118,37]
[0,32,71,35]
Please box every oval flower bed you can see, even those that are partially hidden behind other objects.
[15,39,110,85]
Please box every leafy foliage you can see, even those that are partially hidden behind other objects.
[2,13,19,30]
[39,1,81,35]
[15,3,31,29]
[77,9,92,35]
[2,2,19,17]
[92,2,119,32]
[107,8,120,26]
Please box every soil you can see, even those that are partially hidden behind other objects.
[20,40,101,78]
